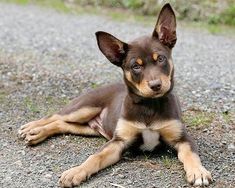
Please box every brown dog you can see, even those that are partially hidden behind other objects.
[18,3,212,187]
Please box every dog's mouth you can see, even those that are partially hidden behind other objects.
[136,89,165,98]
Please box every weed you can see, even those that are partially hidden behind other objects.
[222,111,235,124]
[161,156,174,168]
[183,111,215,128]
[220,5,235,26]
[23,96,40,113]
[0,91,7,102]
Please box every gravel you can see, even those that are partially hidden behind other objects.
[0,2,234,188]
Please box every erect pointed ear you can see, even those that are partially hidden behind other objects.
[152,3,177,48]
[96,31,128,67]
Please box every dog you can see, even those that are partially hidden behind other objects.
[18,3,212,187]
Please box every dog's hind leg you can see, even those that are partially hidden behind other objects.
[18,107,102,145]
[23,121,100,145]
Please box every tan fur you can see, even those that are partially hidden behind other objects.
[59,118,141,187]
[21,120,100,145]
[152,119,182,143]
[59,140,124,187]
[124,58,174,98]
[116,118,142,142]
[18,107,102,145]
[61,107,102,123]
[152,53,158,61]
[136,58,143,65]
[176,142,212,185]
[125,71,155,98]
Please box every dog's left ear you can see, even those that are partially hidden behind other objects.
[153,3,177,48]
[96,31,128,67]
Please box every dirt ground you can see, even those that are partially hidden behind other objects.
[0,3,234,188]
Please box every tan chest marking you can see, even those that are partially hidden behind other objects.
[151,119,183,143]
[116,119,182,149]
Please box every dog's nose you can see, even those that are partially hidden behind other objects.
[148,79,162,91]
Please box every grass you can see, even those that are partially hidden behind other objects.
[1,0,70,12]
[44,96,70,115]
[222,111,235,124]
[23,95,70,115]
[181,21,235,35]
[23,96,40,113]
[0,91,8,102]
[183,110,215,128]
[161,156,175,168]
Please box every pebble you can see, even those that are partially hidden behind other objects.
[14,160,23,167]
[227,143,235,151]
[44,173,52,178]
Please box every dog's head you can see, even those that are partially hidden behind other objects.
[96,3,176,98]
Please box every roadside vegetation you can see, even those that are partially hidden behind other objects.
[1,0,235,34]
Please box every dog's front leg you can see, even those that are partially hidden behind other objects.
[158,120,212,187]
[59,139,124,187]
[175,136,212,187]
[59,118,138,187]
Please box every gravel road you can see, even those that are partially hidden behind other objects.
[0,3,234,188]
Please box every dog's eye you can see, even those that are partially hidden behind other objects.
[131,63,142,72]
[157,55,166,64]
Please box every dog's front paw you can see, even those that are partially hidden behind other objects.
[186,165,212,187]
[59,166,88,188]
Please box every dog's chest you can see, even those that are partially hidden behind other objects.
[140,129,160,151]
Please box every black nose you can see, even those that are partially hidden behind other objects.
[148,79,162,91]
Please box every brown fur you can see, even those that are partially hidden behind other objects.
[18,3,212,188]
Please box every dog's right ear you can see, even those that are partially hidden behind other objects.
[96,31,128,67]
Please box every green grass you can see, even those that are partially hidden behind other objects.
[161,156,175,168]
[1,0,70,12]
[23,96,40,113]
[4,0,29,5]
[44,96,70,115]
[183,111,215,128]
[0,91,8,102]
[222,111,235,124]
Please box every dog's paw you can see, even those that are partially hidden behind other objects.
[59,166,88,188]
[18,121,37,139]
[186,165,212,187]
[18,124,47,145]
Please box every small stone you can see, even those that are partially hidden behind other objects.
[14,160,22,167]
[45,173,52,178]
[222,141,227,145]
[118,174,125,179]
[228,143,235,151]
